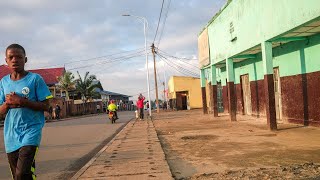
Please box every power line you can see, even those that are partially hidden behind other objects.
[128,87,156,97]
[156,51,198,69]
[157,53,199,76]
[153,0,165,43]
[67,51,146,71]
[157,0,171,48]
[157,48,198,61]
[158,54,199,77]
[67,54,142,71]
[161,57,195,77]
[64,48,145,65]
[31,50,149,87]
[35,48,145,69]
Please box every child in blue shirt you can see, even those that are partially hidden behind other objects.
[0,44,53,179]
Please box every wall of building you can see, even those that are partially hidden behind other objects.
[207,0,320,63]
[168,76,203,109]
[168,77,176,99]
[217,34,320,126]
[45,99,103,119]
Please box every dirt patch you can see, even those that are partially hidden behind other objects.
[154,109,320,179]
[181,135,218,141]
[189,163,320,180]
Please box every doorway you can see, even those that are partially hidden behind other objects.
[176,91,188,110]
[217,82,224,113]
[241,74,252,115]
[273,67,282,122]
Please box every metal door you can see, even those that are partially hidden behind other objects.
[217,83,224,113]
[241,75,252,115]
[273,68,282,121]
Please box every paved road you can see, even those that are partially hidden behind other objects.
[0,111,133,180]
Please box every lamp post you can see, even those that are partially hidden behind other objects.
[122,14,152,117]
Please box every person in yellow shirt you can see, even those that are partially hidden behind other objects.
[108,100,118,119]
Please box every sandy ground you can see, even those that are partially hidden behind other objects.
[153,109,320,180]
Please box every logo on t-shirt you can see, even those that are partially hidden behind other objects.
[22,87,30,98]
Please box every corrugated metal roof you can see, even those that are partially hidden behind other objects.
[100,90,131,97]
[0,65,65,85]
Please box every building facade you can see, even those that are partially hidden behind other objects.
[198,0,320,129]
[168,76,203,110]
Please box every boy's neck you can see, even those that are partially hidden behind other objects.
[10,70,28,81]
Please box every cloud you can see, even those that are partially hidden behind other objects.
[0,0,226,101]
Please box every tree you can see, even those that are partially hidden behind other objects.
[57,71,75,100]
[75,71,101,102]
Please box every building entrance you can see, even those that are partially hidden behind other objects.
[241,74,252,115]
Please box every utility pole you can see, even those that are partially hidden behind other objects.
[151,43,160,113]
[163,82,166,109]
[163,58,168,109]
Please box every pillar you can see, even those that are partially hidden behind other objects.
[261,41,277,130]
[226,58,236,121]
[210,65,218,117]
[200,69,208,114]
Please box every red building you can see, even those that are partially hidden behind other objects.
[0,65,65,97]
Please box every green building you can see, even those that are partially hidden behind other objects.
[198,0,320,130]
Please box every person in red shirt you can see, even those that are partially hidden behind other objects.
[136,94,145,120]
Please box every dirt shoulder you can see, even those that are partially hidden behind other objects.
[153,109,320,179]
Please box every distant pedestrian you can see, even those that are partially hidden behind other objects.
[162,102,166,110]
[137,94,145,120]
[146,101,149,110]
[96,104,101,113]
[55,104,61,119]
[48,106,53,119]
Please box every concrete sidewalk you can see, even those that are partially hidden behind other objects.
[72,119,173,179]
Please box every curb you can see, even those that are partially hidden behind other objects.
[70,118,134,180]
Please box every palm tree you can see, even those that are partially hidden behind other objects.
[57,71,75,100]
[75,71,102,103]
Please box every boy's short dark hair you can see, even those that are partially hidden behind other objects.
[6,44,26,55]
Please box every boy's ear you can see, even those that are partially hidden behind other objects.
[25,57,28,63]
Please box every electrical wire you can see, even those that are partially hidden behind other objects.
[156,51,198,69]
[157,0,171,48]
[35,48,145,69]
[161,57,196,77]
[157,53,199,76]
[67,51,146,71]
[157,48,198,61]
[129,87,156,97]
[153,0,165,43]
[158,54,199,77]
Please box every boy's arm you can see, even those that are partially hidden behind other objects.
[6,93,49,111]
[21,98,50,111]
[0,102,10,115]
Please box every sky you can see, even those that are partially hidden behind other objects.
[0,0,226,101]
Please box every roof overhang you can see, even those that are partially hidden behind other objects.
[230,18,320,63]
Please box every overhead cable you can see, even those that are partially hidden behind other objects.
[153,0,165,43]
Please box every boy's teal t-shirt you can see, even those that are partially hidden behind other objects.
[0,72,52,153]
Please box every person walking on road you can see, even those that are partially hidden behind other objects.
[0,44,53,179]
[136,94,145,120]
[55,104,61,119]
[48,106,53,120]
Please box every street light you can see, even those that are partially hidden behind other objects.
[122,14,152,117]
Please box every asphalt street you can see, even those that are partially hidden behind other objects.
[0,111,133,180]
